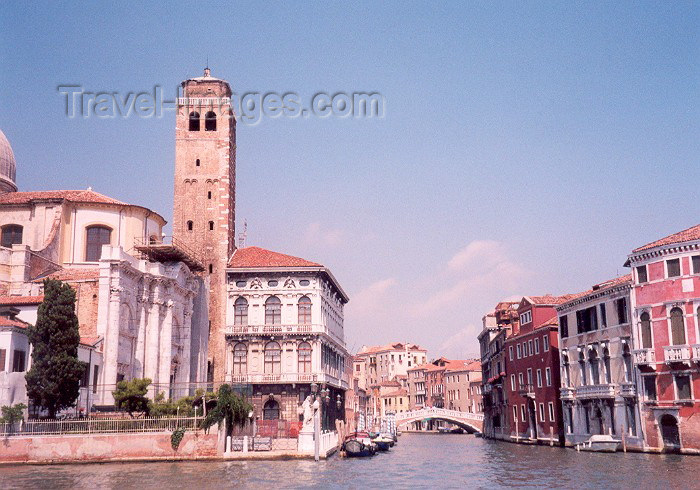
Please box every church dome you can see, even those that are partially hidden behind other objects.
[0,129,17,193]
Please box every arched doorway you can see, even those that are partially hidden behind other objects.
[660,414,680,451]
[263,399,280,420]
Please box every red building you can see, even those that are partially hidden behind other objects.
[504,295,569,444]
[627,224,700,453]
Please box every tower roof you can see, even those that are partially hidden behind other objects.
[0,129,17,192]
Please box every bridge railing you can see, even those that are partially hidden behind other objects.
[396,407,484,422]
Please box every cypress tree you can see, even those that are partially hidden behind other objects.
[25,279,86,418]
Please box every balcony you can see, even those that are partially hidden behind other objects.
[619,383,636,397]
[633,348,656,367]
[225,324,343,343]
[227,372,348,389]
[692,345,700,362]
[560,387,575,400]
[663,345,691,365]
[518,383,535,398]
[576,384,615,399]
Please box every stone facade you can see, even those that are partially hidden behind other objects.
[224,246,350,431]
[556,276,644,449]
[173,69,236,383]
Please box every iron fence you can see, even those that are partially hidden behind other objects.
[0,416,201,437]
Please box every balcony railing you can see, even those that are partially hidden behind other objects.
[518,383,535,398]
[227,372,349,389]
[619,383,636,397]
[663,345,691,364]
[633,348,655,366]
[691,344,700,361]
[576,384,615,399]
[225,324,344,343]
[560,387,575,400]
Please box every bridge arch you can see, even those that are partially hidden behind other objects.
[394,408,484,433]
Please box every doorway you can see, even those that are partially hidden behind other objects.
[660,414,681,451]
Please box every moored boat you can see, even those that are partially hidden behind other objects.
[372,435,393,451]
[342,431,376,457]
[577,435,620,453]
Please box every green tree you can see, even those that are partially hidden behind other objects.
[0,403,27,424]
[113,378,151,417]
[25,279,86,418]
[201,384,253,438]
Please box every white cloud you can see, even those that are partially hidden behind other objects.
[303,222,344,248]
[439,324,481,359]
[412,240,527,316]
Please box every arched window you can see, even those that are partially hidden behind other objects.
[265,296,281,325]
[187,220,193,231]
[233,342,247,374]
[622,343,633,382]
[263,399,280,420]
[196,158,200,167]
[264,341,281,373]
[234,297,248,326]
[205,111,217,131]
[209,264,213,274]
[209,221,214,231]
[578,351,587,386]
[562,352,571,387]
[603,347,612,384]
[1,224,23,248]
[640,312,652,349]
[189,111,200,131]
[589,348,600,385]
[298,296,312,324]
[298,342,312,373]
[85,225,112,262]
[670,307,686,345]
[207,191,212,199]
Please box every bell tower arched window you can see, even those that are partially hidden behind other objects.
[1,224,23,248]
[189,111,200,131]
[85,225,112,262]
[205,111,217,131]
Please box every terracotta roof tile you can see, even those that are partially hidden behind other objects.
[528,294,580,306]
[382,389,408,397]
[228,246,322,268]
[633,224,700,253]
[0,190,125,206]
[356,342,426,356]
[0,295,44,305]
[0,317,29,328]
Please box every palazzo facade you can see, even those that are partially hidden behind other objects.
[224,246,351,433]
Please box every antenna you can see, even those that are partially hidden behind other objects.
[238,220,248,248]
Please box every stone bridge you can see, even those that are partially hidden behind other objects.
[395,407,484,433]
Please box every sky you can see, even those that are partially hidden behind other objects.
[1,2,698,359]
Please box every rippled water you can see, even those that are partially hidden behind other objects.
[0,433,696,489]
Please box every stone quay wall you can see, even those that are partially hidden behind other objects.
[0,431,221,464]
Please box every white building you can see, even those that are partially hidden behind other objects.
[224,246,350,433]
[556,275,643,449]
[0,128,209,411]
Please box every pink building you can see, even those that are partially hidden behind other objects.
[627,224,700,453]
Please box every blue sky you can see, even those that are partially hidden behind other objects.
[1,2,698,358]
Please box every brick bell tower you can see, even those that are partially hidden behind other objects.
[173,68,236,383]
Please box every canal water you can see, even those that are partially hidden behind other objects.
[1,433,697,489]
